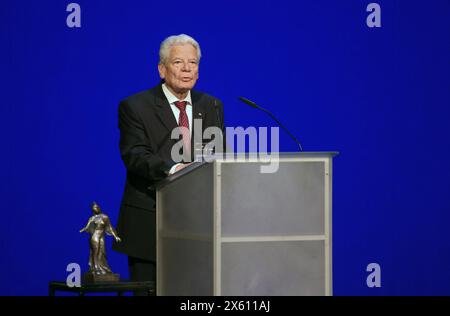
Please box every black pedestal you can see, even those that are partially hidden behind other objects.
[48,280,155,296]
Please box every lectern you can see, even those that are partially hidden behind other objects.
[156,152,337,296]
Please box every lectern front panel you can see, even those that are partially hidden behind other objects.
[220,241,325,295]
[220,161,325,236]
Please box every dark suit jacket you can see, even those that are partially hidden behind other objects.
[112,84,224,261]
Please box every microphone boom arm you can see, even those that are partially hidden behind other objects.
[238,97,303,151]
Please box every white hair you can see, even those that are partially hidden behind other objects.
[159,34,202,65]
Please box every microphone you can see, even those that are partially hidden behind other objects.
[238,96,303,151]
[213,99,224,131]
[198,98,225,158]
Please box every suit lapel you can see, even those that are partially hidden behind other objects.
[154,85,179,133]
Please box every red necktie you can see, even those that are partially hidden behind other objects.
[174,101,190,157]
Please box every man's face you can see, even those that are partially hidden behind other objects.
[158,44,199,95]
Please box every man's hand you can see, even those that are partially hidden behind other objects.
[168,162,193,175]
[175,163,192,173]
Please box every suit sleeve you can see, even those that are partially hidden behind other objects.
[118,100,173,181]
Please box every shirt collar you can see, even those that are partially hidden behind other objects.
[162,83,192,106]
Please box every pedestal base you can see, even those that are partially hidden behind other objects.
[83,272,120,284]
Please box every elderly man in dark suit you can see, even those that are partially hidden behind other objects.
[112,34,224,292]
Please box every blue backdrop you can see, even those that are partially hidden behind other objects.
[1,0,449,295]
